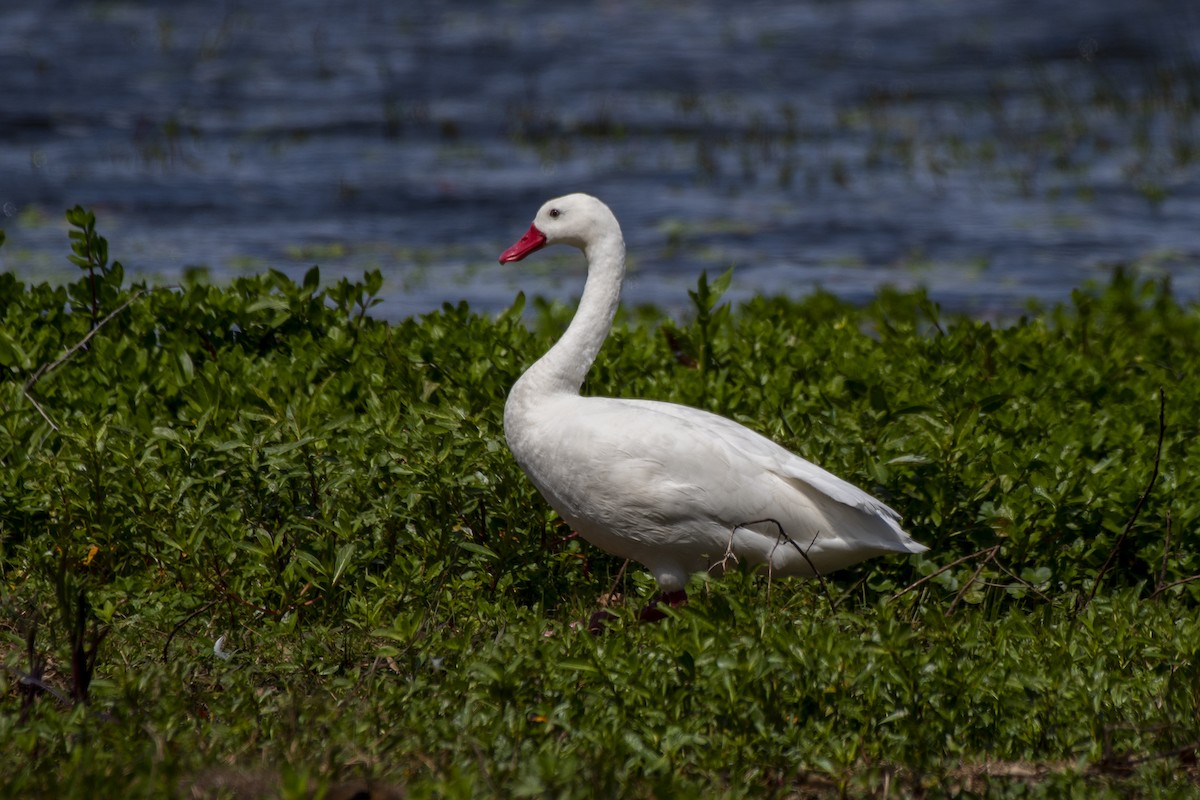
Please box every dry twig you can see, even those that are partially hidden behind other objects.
[21,289,147,432]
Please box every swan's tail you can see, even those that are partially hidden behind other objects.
[869,505,928,555]
[893,530,929,554]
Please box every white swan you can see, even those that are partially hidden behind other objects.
[500,193,927,618]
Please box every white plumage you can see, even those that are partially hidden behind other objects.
[500,194,927,604]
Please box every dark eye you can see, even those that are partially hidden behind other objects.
[549,208,561,218]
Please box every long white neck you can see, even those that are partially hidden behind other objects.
[512,232,625,400]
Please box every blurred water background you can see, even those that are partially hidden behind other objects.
[1,0,1198,319]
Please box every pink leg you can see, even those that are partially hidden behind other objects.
[584,590,689,634]
[586,609,617,634]
[637,590,689,623]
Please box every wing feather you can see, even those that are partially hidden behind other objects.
[619,399,901,520]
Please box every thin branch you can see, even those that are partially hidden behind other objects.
[990,555,1055,604]
[1080,386,1166,612]
[946,555,991,616]
[22,389,60,432]
[601,559,629,607]
[24,289,147,393]
[0,665,72,706]
[1149,573,1200,600]
[890,545,1000,601]
[162,598,220,664]
[741,517,835,611]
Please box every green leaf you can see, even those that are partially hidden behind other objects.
[330,543,356,587]
[95,235,108,268]
[177,350,195,382]
[459,541,499,560]
[65,205,88,227]
[710,265,734,298]
[364,269,383,296]
[247,296,289,313]
[502,291,526,321]
[295,550,325,578]
[150,425,181,443]
[303,265,320,292]
[0,330,26,368]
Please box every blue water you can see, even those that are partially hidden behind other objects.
[1,0,1198,319]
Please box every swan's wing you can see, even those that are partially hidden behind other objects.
[618,400,927,555]
[515,395,926,584]
[620,399,904,523]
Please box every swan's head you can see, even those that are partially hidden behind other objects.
[499,193,618,263]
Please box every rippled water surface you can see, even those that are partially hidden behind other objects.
[2,0,1198,318]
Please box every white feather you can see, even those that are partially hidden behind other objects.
[501,194,927,594]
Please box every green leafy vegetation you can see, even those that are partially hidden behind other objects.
[0,212,1197,798]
